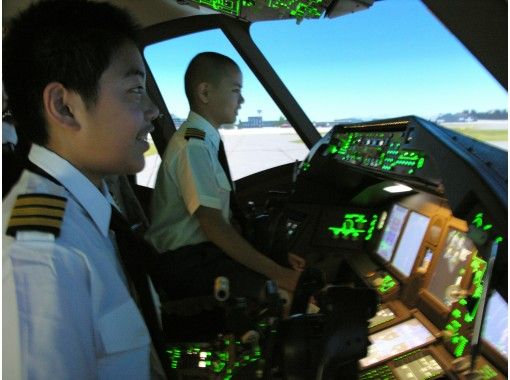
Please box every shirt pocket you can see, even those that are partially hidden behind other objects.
[97,299,150,355]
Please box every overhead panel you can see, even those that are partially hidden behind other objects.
[175,0,374,22]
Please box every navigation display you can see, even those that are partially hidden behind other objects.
[482,291,508,358]
[426,229,475,307]
[375,204,409,263]
[391,212,430,277]
[359,318,436,369]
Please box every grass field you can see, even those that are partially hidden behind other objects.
[144,144,158,157]
[450,128,507,142]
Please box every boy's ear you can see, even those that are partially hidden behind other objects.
[197,82,210,104]
[43,82,80,129]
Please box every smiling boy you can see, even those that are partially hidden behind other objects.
[146,52,301,303]
[2,1,164,379]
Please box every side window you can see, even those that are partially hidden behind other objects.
[137,29,309,188]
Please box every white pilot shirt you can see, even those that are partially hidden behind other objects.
[2,144,152,380]
[146,111,232,252]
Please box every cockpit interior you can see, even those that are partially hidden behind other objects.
[3,0,507,379]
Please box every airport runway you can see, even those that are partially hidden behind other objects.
[137,128,309,188]
[137,123,507,188]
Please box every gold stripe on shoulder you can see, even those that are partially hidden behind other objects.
[184,128,206,140]
[10,207,65,218]
[8,217,63,229]
[14,195,67,209]
[7,193,67,238]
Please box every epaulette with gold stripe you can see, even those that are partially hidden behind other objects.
[184,128,205,141]
[6,193,67,238]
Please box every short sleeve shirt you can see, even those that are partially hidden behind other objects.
[146,111,232,252]
[2,145,153,379]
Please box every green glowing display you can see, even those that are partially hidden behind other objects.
[452,335,469,357]
[190,0,325,19]
[472,213,483,228]
[443,254,488,357]
[268,0,322,18]
[451,309,462,319]
[193,0,242,16]
[327,212,380,241]
[378,274,397,293]
[365,214,379,241]
[327,131,426,175]
[471,212,497,234]
[327,144,338,154]
[166,339,262,376]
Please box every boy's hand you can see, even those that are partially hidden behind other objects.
[276,267,302,292]
[288,252,306,272]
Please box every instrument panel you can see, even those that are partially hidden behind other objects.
[282,116,508,379]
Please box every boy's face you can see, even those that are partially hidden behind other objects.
[71,41,158,184]
[208,67,244,127]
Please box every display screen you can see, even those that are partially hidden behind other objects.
[368,307,396,329]
[426,229,475,307]
[391,212,430,277]
[315,208,379,249]
[482,291,508,358]
[375,204,409,263]
[393,353,444,379]
[359,318,436,369]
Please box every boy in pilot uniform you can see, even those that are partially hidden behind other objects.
[146,52,303,301]
[2,1,166,378]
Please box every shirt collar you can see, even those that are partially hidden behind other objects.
[187,111,221,151]
[28,144,113,237]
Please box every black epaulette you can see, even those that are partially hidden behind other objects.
[184,128,206,141]
[6,193,67,238]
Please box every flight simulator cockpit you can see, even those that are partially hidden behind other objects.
[163,115,507,379]
[273,115,508,379]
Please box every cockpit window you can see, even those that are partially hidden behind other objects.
[140,29,309,187]
[250,0,507,151]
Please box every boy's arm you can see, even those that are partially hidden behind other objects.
[195,205,300,292]
[7,243,97,379]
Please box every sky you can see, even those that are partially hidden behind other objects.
[145,0,508,123]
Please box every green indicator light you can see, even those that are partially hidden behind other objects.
[459,298,468,306]
[472,212,484,228]
[495,236,503,243]
[483,224,493,231]
[379,275,396,293]
[452,309,462,319]
[328,145,338,154]
[451,320,462,330]
[338,133,353,155]
[365,214,379,241]
[453,336,469,357]
[214,362,226,373]
[416,158,425,168]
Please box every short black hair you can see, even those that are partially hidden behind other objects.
[3,0,140,145]
[184,52,240,107]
